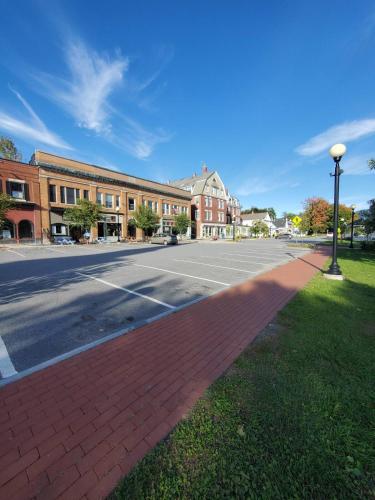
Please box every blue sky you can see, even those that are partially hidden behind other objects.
[0,0,374,215]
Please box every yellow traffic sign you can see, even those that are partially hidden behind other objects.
[292,216,302,226]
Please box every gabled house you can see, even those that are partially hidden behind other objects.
[170,165,228,239]
[273,217,293,234]
[241,212,273,236]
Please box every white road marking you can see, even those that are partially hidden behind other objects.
[76,272,176,309]
[199,255,269,266]
[0,336,17,378]
[6,249,25,257]
[221,252,279,261]
[133,263,230,286]
[174,259,257,274]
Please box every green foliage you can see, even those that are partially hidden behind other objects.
[252,220,269,237]
[0,136,22,161]
[133,205,159,238]
[174,212,190,236]
[63,199,102,233]
[0,192,16,229]
[112,249,375,499]
[283,211,297,220]
[368,158,375,170]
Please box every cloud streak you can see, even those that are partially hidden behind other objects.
[295,119,375,156]
[235,177,298,197]
[35,39,128,134]
[342,153,374,175]
[0,88,72,150]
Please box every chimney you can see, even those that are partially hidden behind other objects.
[202,162,208,174]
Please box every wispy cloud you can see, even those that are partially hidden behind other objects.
[235,177,298,197]
[33,38,172,159]
[0,87,72,149]
[35,39,128,134]
[295,119,375,156]
[343,154,375,175]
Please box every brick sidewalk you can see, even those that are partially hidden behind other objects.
[0,249,329,500]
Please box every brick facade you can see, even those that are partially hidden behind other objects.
[32,151,191,243]
[0,159,42,243]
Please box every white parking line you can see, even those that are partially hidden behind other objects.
[174,259,257,274]
[133,264,230,286]
[199,255,269,266]
[221,252,279,261]
[6,249,25,257]
[76,272,176,309]
[0,336,18,378]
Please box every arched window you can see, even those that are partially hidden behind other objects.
[18,220,34,239]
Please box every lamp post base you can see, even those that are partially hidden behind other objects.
[323,272,344,281]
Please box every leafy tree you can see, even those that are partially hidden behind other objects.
[0,193,16,229]
[368,159,375,170]
[133,205,160,240]
[300,197,330,234]
[0,137,22,161]
[174,212,190,237]
[63,199,102,241]
[252,220,269,238]
[327,203,353,234]
[283,212,296,220]
[359,200,375,236]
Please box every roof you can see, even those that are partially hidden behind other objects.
[170,171,213,195]
[241,212,269,221]
[273,217,291,228]
[32,151,191,201]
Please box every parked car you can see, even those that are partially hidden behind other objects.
[275,233,293,240]
[150,233,178,245]
[54,236,76,245]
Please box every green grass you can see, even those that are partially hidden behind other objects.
[112,249,375,500]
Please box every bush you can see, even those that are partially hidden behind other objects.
[360,241,375,251]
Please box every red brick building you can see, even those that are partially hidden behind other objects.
[170,166,232,239]
[0,158,42,243]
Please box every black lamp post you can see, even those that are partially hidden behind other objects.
[116,206,120,242]
[350,204,356,249]
[326,143,346,279]
[232,216,236,241]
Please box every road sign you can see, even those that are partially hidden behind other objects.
[292,216,302,226]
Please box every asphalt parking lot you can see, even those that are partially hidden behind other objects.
[0,239,311,381]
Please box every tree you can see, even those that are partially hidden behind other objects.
[174,212,190,237]
[0,137,22,161]
[327,203,353,235]
[283,212,296,220]
[252,220,269,238]
[368,159,375,170]
[359,200,375,236]
[301,197,330,234]
[0,193,16,229]
[133,205,160,240]
[63,199,102,241]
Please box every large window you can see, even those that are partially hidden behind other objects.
[97,192,103,205]
[181,206,188,214]
[8,180,26,200]
[218,212,225,222]
[162,203,170,215]
[204,210,212,221]
[128,197,135,210]
[204,196,212,207]
[49,185,56,203]
[83,190,89,200]
[218,199,225,209]
[194,196,199,205]
[154,201,158,213]
[148,200,153,210]
[172,204,179,214]
[116,195,120,208]
[105,194,113,209]
[60,186,78,204]
[195,209,200,220]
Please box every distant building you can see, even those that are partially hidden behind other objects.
[273,217,293,234]
[170,165,229,239]
[241,212,273,236]
[0,158,42,243]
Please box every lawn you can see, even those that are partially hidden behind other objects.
[111,249,375,499]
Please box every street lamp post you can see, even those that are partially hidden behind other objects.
[325,143,346,279]
[350,204,356,249]
[232,216,236,242]
[115,206,120,242]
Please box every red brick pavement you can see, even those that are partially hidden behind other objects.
[0,249,329,499]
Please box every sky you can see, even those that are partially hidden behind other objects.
[0,0,374,216]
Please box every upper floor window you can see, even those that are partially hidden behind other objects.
[83,190,89,200]
[49,185,56,203]
[218,212,225,222]
[60,186,77,205]
[115,195,120,208]
[181,206,188,214]
[105,194,113,209]
[96,192,103,205]
[212,187,218,196]
[195,209,200,220]
[154,201,158,212]
[205,210,212,221]
[172,204,179,214]
[128,197,135,211]
[204,196,212,207]
[148,200,153,210]
[194,196,199,206]
[218,199,225,209]
[162,203,170,215]
[7,180,27,200]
